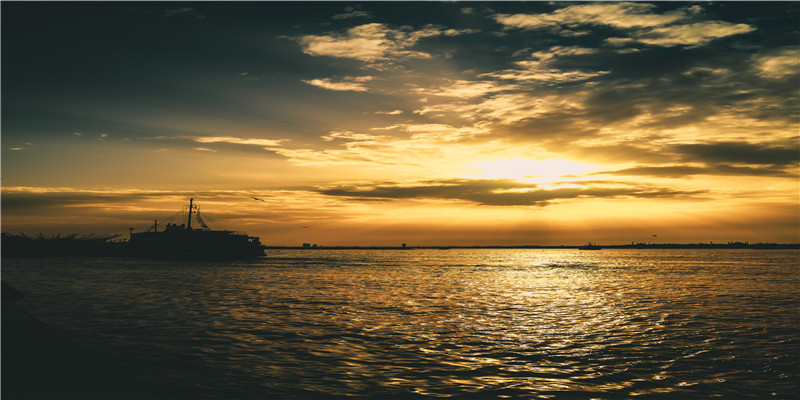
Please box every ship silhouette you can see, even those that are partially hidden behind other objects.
[578,242,602,250]
[127,198,264,258]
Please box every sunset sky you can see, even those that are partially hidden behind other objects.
[2,2,798,246]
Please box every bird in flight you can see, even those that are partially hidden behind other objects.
[252,197,266,202]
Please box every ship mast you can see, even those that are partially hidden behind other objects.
[187,198,194,230]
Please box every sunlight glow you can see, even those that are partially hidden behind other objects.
[463,158,601,183]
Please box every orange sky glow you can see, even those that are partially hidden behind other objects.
[2,2,798,246]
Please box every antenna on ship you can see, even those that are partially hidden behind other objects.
[187,198,194,230]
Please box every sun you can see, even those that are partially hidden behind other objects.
[462,158,600,183]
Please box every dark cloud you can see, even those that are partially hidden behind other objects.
[673,141,799,166]
[0,189,302,233]
[586,140,799,178]
[2,191,176,213]
[594,165,707,178]
[479,40,796,152]
[564,142,676,165]
[0,189,263,213]
[488,112,601,144]
[1,3,796,210]
[317,179,705,206]
[595,164,797,178]
[164,7,205,19]
[332,9,371,20]
[557,39,799,131]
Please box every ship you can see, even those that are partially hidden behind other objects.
[578,242,602,250]
[127,198,265,258]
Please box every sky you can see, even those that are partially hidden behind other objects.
[2,1,798,246]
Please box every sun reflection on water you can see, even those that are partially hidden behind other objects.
[2,249,798,398]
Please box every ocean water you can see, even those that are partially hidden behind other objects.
[3,249,798,399]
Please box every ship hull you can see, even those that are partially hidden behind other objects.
[128,230,264,258]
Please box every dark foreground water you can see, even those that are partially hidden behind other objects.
[3,249,798,399]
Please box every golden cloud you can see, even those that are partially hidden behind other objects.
[302,76,376,92]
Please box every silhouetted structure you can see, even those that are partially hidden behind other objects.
[127,198,264,258]
[578,242,602,250]
[1,232,124,257]
[2,229,798,257]
[264,242,800,250]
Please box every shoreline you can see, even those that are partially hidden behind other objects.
[2,232,798,257]
[264,243,800,250]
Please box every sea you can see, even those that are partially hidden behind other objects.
[2,249,798,399]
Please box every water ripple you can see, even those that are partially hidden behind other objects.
[3,249,799,398]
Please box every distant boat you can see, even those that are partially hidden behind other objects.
[578,242,602,250]
[127,198,265,258]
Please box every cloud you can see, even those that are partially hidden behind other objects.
[0,187,186,212]
[403,23,792,163]
[321,130,387,142]
[480,46,609,83]
[595,164,796,178]
[239,71,259,81]
[295,23,476,65]
[160,128,490,167]
[586,140,800,179]
[332,9,371,20]
[754,47,800,79]
[415,80,519,98]
[0,187,319,230]
[629,21,756,47]
[493,3,684,31]
[408,47,607,136]
[495,3,755,48]
[375,110,403,115]
[302,76,375,91]
[297,24,397,62]
[417,91,588,126]
[264,123,494,167]
[402,123,490,142]
[672,141,800,166]
[164,7,205,19]
[316,178,706,206]
[187,136,286,148]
